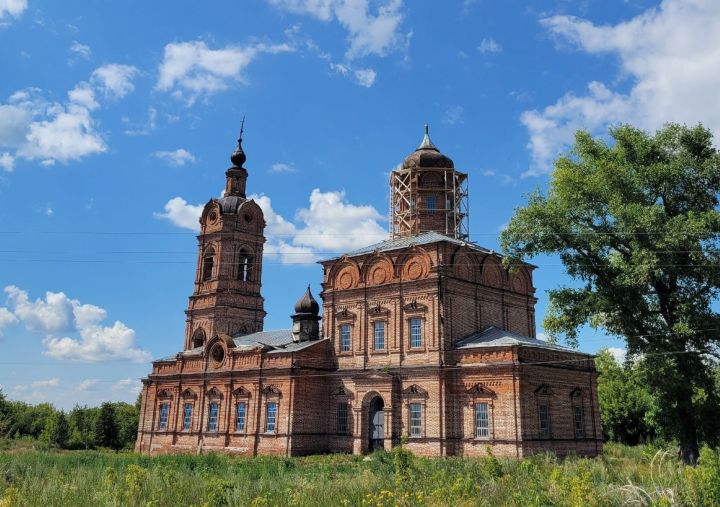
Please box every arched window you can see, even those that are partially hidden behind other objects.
[238,252,251,282]
[202,248,215,281]
[191,329,205,349]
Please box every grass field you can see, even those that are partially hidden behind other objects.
[1,443,719,506]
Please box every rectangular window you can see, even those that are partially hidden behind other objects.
[266,402,278,432]
[410,318,422,348]
[474,402,489,439]
[538,404,550,437]
[426,195,436,214]
[208,402,219,432]
[409,403,422,437]
[574,406,585,438]
[337,402,349,434]
[236,402,246,432]
[340,324,351,352]
[158,404,169,430]
[182,403,192,431]
[373,321,385,350]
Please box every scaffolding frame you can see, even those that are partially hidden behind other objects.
[390,166,469,241]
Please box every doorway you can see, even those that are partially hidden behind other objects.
[368,396,384,452]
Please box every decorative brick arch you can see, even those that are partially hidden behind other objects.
[509,266,532,294]
[481,255,505,289]
[332,259,361,290]
[452,249,480,282]
[362,255,395,286]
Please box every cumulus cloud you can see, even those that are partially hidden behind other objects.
[69,41,91,60]
[0,0,27,20]
[153,197,204,231]
[155,189,387,263]
[156,40,294,104]
[268,0,407,59]
[3,285,150,362]
[77,378,99,391]
[30,378,60,388]
[0,62,136,167]
[353,67,376,87]
[91,64,139,98]
[112,377,141,394]
[152,148,196,167]
[523,0,720,175]
[0,307,18,336]
[477,37,502,54]
[270,162,297,173]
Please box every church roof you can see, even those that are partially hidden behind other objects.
[232,330,328,353]
[322,230,491,262]
[455,326,589,355]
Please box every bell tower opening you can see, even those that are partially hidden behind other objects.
[390,124,469,240]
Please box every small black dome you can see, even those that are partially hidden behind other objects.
[231,138,246,167]
[294,286,320,315]
[401,124,454,169]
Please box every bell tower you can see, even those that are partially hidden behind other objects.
[390,124,469,240]
[183,122,267,350]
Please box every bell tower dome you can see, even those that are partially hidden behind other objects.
[390,124,469,240]
[183,121,267,350]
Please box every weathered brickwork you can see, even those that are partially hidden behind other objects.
[136,129,602,458]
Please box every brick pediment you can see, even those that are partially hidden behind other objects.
[467,383,496,398]
[403,384,429,399]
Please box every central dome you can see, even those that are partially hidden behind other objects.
[402,124,454,169]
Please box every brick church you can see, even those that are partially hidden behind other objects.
[135,126,602,457]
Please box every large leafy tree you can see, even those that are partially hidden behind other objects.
[501,124,720,464]
[95,402,119,450]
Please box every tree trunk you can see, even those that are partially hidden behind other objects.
[675,355,700,465]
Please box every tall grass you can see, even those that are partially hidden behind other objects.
[0,443,719,506]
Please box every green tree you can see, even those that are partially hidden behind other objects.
[501,123,720,464]
[51,411,69,449]
[95,402,119,450]
[68,405,97,449]
[0,389,11,438]
[112,402,139,449]
[595,350,656,444]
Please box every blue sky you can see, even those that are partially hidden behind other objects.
[1,0,718,409]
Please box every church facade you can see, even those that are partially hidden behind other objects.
[135,127,602,458]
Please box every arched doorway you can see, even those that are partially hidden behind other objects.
[368,396,385,452]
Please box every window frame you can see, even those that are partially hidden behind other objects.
[426,195,437,215]
[408,402,423,438]
[182,402,193,431]
[340,324,351,353]
[158,403,170,431]
[238,252,251,281]
[207,402,220,433]
[474,402,490,439]
[409,318,423,349]
[573,405,585,439]
[336,401,349,434]
[235,401,247,433]
[373,320,386,351]
[202,248,215,282]
[265,401,278,433]
[538,403,550,438]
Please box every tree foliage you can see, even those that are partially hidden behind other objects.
[501,123,720,463]
[95,402,120,450]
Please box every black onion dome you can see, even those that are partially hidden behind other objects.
[402,124,454,169]
[231,137,246,167]
[294,285,320,315]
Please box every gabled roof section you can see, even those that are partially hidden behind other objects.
[455,326,589,354]
[321,231,491,263]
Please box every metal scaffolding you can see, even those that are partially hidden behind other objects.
[390,165,469,241]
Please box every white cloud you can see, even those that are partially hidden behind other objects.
[443,105,464,125]
[154,197,203,231]
[524,0,720,175]
[31,378,59,388]
[152,148,196,167]
[69,41,91,60]
[3,285,150,362]
[77,378,99,391]
[477,37,502,54]
[156,40,294,104]
[270,162,297,173]
[606,347,627,364]
[353,67,376,87]
[0,307,18,336]
[270,0,407,59]
[112,377,140,394]
[0,152,13,171]
[156,189,387,263]
[91,64,138,98]
[0,0,27,19]
[482,169,495,177]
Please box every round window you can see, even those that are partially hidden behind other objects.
[210,343,225,367]
[208,211,218,223]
